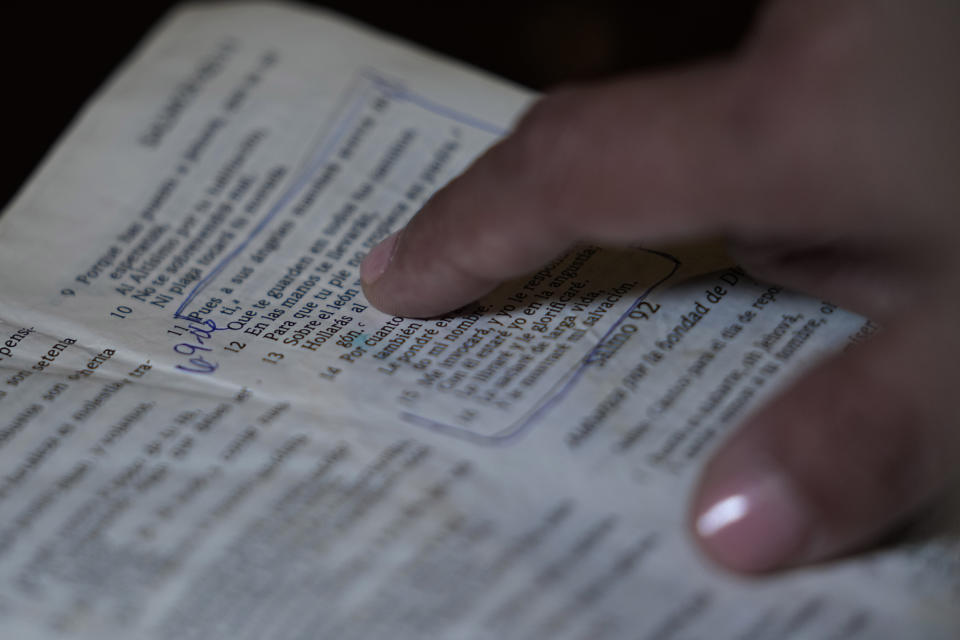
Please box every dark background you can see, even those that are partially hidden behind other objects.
[2,0,763,210]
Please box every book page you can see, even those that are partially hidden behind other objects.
[0,3,956,638]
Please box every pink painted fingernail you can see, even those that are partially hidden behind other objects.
[695,468,814,573]
[361,230,401,285]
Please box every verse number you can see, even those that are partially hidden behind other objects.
[110,305,133,319]
[224,341,247,353]
[457,408,478,423]
[319,366,341,381]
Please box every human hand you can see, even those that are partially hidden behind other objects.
[360,0,960,573]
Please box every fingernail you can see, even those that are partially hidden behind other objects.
[361,230,401,285]
[694,467,815,573]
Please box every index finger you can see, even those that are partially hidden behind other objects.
[360,64,762,317]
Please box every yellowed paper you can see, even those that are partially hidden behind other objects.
[0,3,955,638]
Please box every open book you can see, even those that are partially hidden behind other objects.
[0,3,956,638]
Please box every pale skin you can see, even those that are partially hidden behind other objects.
[360,0,960,573]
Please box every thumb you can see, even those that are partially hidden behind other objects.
[360,65,763,317]
[691,314,960,573]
